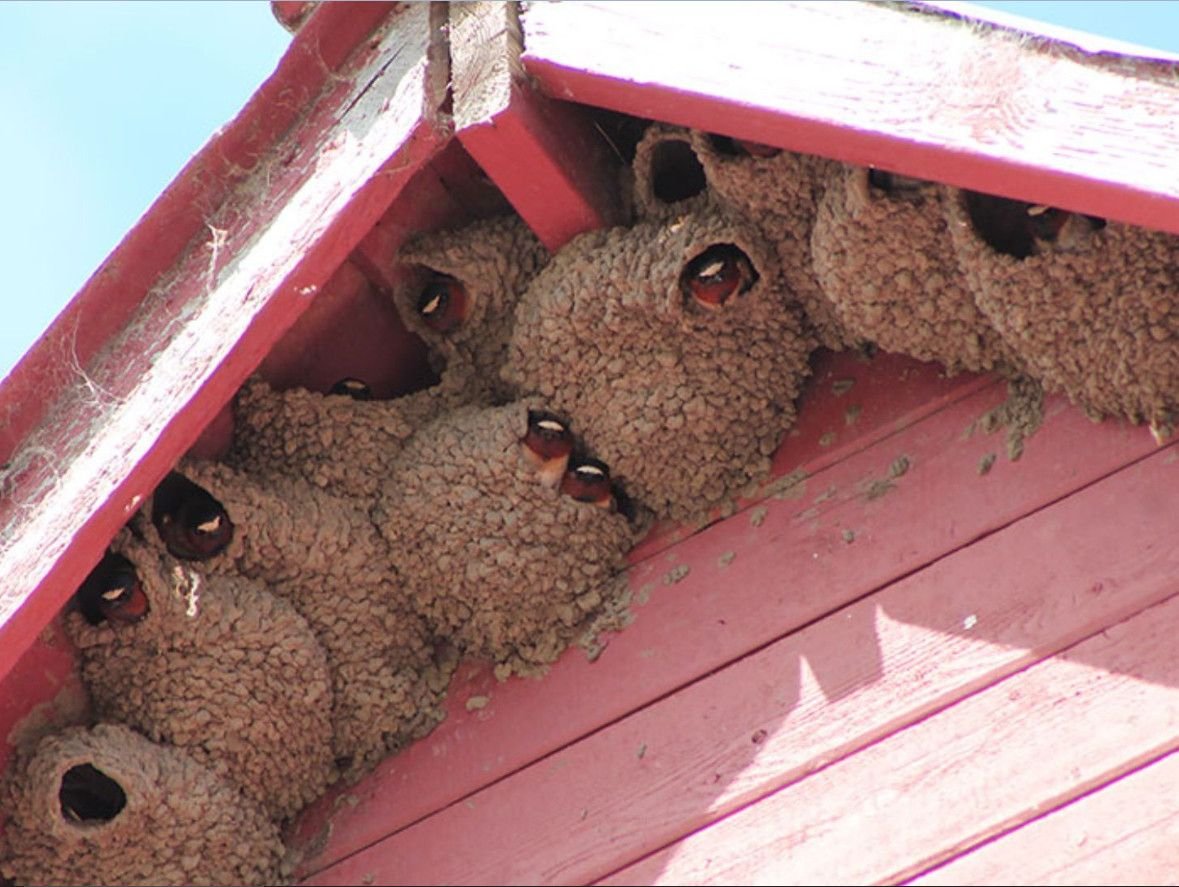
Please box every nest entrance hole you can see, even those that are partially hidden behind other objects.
[963,190,1107,260]
[60,764,127,824]
[650,140,707,204]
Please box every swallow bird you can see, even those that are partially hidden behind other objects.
[76,552,150,626]
[964,191,1106,259]
[680,244,758,311]
[151,472,234,561]
[329,377,373,400]
[520,410,575,489]
[416,274,470,334]
[559,457,616,510]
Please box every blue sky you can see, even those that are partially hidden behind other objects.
[2,1,1179,382]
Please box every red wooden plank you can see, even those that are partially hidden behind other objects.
[0,3,451,685]
[603,487,1179,885]
[911,747,1179,885]
[289,352,1156,879]
[630,349,993,561]
[451,1,625,251]
[520,1,1179,237]
[306,439,1179,886]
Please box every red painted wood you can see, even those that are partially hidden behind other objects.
[271,0,318,33]
[0,617,89,777]
[520,1,1179,237]
[289,351,1158,879]
[603,490,1179,885]
[0,3,449,685]
[451,2,625,251]
[911,747,1179,885]
[306,429,1179,886]
[630,349,993,561]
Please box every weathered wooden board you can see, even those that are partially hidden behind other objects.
[450,1,626,250]
[599,455,1179,884]
[304,429,1179,887]
[910,747,1179,885]
[521,1,1179,236]
[0,2,450,684]
[291,348,1161,880]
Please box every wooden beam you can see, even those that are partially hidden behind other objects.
[0,2,451,683]
[451,1,625,251]
[520,1,1179,236]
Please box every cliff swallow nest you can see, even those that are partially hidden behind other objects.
[8,120,1178,887]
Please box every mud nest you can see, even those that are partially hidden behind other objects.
[64,530,336,823]
[812,165,1015,375]
[945,188,1179,434]
[503,202,814,523]
[377,400,640,677]
[0,723,285,887]
[168,461,452,779]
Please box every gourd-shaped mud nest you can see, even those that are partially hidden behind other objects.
[0,723,285,887]
[630,124,848,352]
[164,462,452,778]
[377,400,640,678]
[811,165,1015,375]
[64,530,336,822]
[945,188,1179,436]
[502,202,813,523]
[226,215,549,500]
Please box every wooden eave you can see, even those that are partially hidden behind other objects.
[3,2,1179,883]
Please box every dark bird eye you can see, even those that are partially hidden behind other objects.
[329,378,372,400]
[416,275,469,334]
[680,244,758,311]
[151,472,234,561]
[76,552,149,626]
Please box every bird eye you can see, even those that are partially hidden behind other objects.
[76,553,149,626]
[416,275,469,334]
[151,472,234,561]
[680,244,758,311]
[329,377,372,400]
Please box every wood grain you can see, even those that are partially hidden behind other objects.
[451,1,625,250]
[911,747,1179,885]
[521,1,1179,236]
